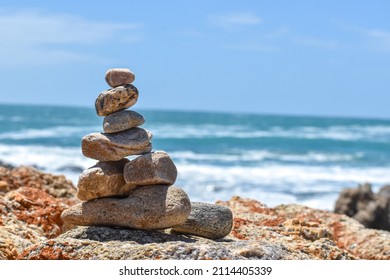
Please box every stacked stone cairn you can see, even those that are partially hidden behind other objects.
[61,68,233,240]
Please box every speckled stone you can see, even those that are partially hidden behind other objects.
[171,202,233,239]
[105,68,135,88]
[77,159,137,201]
[61,185,191,230]
[81,128,152,161]
[95,84,138,116]
[103,110,145,133]
[124,151,177,187]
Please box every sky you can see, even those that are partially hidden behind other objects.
[0,0,389,118]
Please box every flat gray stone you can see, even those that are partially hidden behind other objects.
[61,185,191,230]
[95,84,138,116]
[82,128,152,161]
[171,202,233,239]
[105,68,135,88]
[77,159,137,201]
[103,110,145,133]
[124,151,177,187]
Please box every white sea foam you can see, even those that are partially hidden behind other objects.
[1,144,389,210]
[170,150,362,163]
[148,124,390,142]
[2,122,390,142]
[0,125,101,140]
[174,163,390,209]
[0,144,94,171]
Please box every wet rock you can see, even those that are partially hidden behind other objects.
[105,68,135,88]
[334,183,390,231]
[61,185,191,230]
[95,84,138,116]
[0,160,14,169]
[171,202,233,239]
[124,151,177,187]
[81,128,152,161]
[378,185,390,198]
[103,110,145,133]
[77,159,136,201]
[56,165,84,173]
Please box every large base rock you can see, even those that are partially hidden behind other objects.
[62,185,191,230]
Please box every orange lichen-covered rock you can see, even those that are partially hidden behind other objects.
[4,187,69,238]
[0,166,78,260]
[218,197,390,260]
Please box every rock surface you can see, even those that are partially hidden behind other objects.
[124,151,177,186]
[171,202,233,239]
[334,183,390,231]
[0,166,77,201]
[61,185,191,230]
[2,166,390,260]
[81,128,152,161]
[0,166,78,260]
[105,68,135,88]
[95,84,139,116]
[18,226,314,260]
[103,110,145,133]
[219,197,390,260]
[0,160,14,169]
[77,159,136,201]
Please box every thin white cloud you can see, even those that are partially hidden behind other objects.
[209,12,262,29]
[363,28,390,52]
[292,37,340,50]
[223,42,280,52]
[333,21,390,52]
[0,10,143,66]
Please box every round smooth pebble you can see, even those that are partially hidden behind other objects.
[105,68,135,88]
[103,110,145,133]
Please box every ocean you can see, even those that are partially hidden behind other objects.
[1,103,390,210]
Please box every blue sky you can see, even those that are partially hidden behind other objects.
[0,0,389,118]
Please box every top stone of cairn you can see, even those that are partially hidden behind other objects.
[105,68,135,88]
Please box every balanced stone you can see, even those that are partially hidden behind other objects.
[77,159,138,201]
[95,84,138,116]
[82,128,152,161]
[103,110,145,133]
[105,68,135,88]
[61,185,191,230]
[124,151,177,187]
[171,202,233,239]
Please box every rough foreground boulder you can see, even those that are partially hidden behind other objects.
[0,166,79,259]
[1,166,389,260]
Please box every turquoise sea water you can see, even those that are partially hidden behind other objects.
[1,103,390,209]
